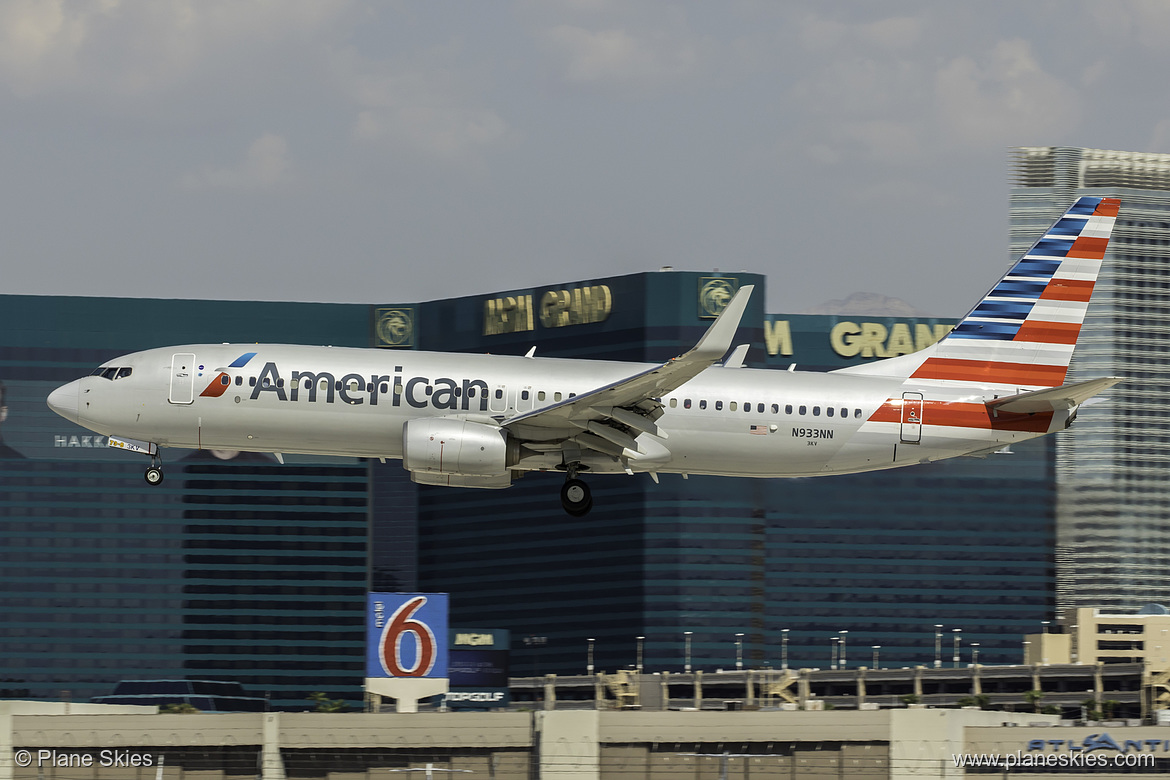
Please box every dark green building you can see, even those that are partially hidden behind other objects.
[0,270,1053,705]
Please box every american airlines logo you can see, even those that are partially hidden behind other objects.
[220,359,492,412]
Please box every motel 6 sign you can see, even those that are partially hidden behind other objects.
[366,593,449,679]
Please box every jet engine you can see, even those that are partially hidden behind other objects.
[402,417,518,479]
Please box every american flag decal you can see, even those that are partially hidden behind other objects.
[749,425,768,435]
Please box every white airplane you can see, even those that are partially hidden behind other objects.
[48,197,1121,516]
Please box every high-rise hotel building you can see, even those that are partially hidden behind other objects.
[1011,147,1170,612]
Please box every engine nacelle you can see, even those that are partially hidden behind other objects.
[402,417,514,478]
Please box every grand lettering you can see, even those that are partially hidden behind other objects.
[248,362,489,411]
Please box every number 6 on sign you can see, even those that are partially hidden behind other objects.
[380,596,436,677]
[367,592,449,680]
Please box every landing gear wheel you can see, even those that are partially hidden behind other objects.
[144,466,164,486]
[560,478,593,517]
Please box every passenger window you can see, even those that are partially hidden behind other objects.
[380,383,389,393]
[827,407,835,417]
[278,379,285,388]
[555,392,563,401]
[715,401,723,411]
[249,377,257,387]
[538,391,546,401]
[840,408,848,418]
[236,376,243,386]
[699,400,707,410]
[322,380,331,392]
[669,398,678,408]
[495,389,503,399]
[730,402,738,411]
[771,403,779,414]
[785,404,793,414]
[220,375,230,386]
[684,399,692,409]
[813,406,821,416]
[854,409,862,418]
[757,403,765,413]
[569,393,576,398]
[348,379,360,391]
[798,405,806,415]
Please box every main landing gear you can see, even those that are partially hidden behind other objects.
[559,463,593,516]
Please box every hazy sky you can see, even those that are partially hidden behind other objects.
[4,1,1169,317]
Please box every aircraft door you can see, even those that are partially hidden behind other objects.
[515,386,535,413]
[489,385,507,413]
[900,391,923,443]
[169,353,196,405]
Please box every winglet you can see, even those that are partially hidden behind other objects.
[722,344,750,368]
[685,284,754,362]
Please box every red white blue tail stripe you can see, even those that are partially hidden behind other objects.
[910,196,1119,390]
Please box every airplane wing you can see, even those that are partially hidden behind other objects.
[503,285,754,455]
[985,376,1122,414]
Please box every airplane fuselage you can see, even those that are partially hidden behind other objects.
[50,343,1064,479]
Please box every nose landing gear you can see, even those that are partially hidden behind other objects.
[144,453,164,486]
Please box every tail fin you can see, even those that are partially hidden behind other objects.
[835,196,1120,389]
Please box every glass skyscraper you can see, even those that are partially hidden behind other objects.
[1011,147,1170,613]
[0,297,370,708]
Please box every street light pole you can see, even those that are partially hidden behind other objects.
[636,636,645,674]
[735,633,744,671]
[839,630,848,670]
[934,624,943,669]
[781,629,790,671]
[831,637,839,670]
[587,638,595,675]
[872,645,880,669]
[684,631,693,674]
[952,628,961,669]
[971,642,980,667]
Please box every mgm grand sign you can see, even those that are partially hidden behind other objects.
[483,284,612,336]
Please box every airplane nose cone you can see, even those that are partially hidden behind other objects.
[47,381,80,423]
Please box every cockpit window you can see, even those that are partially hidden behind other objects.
[92,366,132,380]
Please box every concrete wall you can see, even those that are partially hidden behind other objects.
[19,701,1164,780]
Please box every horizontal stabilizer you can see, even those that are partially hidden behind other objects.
[986,377,1121,414]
